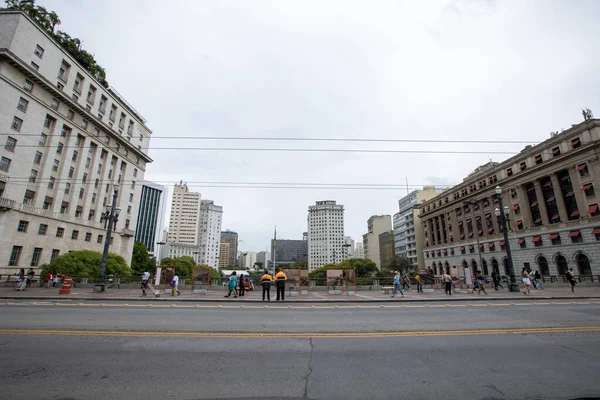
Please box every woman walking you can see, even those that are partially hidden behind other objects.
[225,271,238,298]
[402,274,411,290]
[522,268,532,295]
[391,271,404,298]
[475,270,487,295]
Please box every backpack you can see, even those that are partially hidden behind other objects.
[169,280,176,287]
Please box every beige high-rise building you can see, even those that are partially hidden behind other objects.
[0,11,152,269]
[219,242,230,269]
[362,215,392,269]
[167,182,201,245]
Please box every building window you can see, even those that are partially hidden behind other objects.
[33,151,43,164]
[56,227,64,238]
[84,232,92,242]
[534,155,543,164]
[86,157,91,168]
[67,109,75,120]
[48,177,55,189]
[29,169,38,183]
[4,137,17,152]
[519,162,527,171]
[71,230,79,240]
[17,97,29,112]
[94,127,100,137]
[593,227,600,241]
[588,204,599,217]
[571,138,581,149]
[30,61,39,71]
[583,184,595,197]
[51,98,59,110]
[549,233,561,245]
[533,236,543,247]
[8,246,23,266]
[30,247,43,267]
[38,224,48,235]
[34,44,45,58]
[68,167,74,178]
[97,234,104,244]
[39,133,47,146]
[24,79,34,92]
[82,173,88,183]
[569,230,583,244]
[64,183,71,194]
[82,120,88,130]
[17,220,29,232]
[518,238,526,248]
[57,142,63,154]
[0,157,11,172]
[72,150,78,162]
[79,188,84,199]
[51,249,60,262]
[11,117,23,131]
[127,205,131,214]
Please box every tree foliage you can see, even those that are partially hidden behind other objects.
[131,241,152,274]
[159,256,196,278]
[3,0,109,87]
[221,265,240,270]
[41,250,131,277]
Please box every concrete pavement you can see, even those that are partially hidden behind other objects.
[1,300,599,400]
[1,283,598,302]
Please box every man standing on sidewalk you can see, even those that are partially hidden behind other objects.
[441,271,452,295]
[275,268,287,301]
[261,270,273,301]
[415,273,422,293]
[141,271,150,297]
[45,272,52,288]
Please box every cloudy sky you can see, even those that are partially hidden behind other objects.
[40,0,600,252]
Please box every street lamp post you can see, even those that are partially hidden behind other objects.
[495,186,520,292]
[96,184,121,292]
[156,241,165,264]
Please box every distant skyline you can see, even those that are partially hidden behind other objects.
[38,0,600,251]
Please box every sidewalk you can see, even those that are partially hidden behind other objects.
[1,284,599,302]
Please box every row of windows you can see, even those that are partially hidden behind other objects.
[15,220,109,244]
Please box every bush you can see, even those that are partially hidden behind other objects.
[41,250,131,277]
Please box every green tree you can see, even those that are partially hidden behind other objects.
[41,250,131,277]
[159,256,195,278]
[131,241,151,274]
[221,265,240,271]
[338,258,378,277]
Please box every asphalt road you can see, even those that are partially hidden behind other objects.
[1,300,599,400]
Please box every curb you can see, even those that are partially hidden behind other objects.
[1,295,599,303]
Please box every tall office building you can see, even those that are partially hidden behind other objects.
[167,182,201,245]
[307,200,345,271]
[271,238,308,266]
[0,11,152,267]
[219,242,230,269]
[344,236,355,259]
[256,251,271,270]
[362,215,392,269]
[135,181,167,255]
[355,242,364,258]
[378,231,395,269]
[393,187,440,267]
[198,200,222,268]
[220,230,238,267]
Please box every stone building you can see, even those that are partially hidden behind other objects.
[419,118,600,278]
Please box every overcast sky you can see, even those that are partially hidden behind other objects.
[40,0,600,252]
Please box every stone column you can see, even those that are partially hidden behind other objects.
[450,209,459,242]
[550,174,568,222]
[567,167,587,219]
[533,181,550,225]
[516,184,532,228]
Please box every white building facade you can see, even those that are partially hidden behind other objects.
[308,200,345,271]
[355,242,364,258]
[0,11,152,268]
[167,182,200,245]
[344,236,355,258]
[198,199,222,268]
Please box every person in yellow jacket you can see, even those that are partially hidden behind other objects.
[260,270,273,301]
[274,268,287,301]
[415,273,422,293]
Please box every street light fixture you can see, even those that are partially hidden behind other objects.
[96,184,120,292]
[494,185,520,292]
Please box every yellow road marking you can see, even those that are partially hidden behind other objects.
[0,326,598,339]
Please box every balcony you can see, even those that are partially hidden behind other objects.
[120,228,135,237]
[0,197,15,211]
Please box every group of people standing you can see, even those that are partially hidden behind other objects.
[224,269,288,301]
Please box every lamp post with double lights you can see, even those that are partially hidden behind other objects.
[96,184,121,292]
[156,241,165,264]
[494,185,520,292]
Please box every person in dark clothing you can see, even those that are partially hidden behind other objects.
[261,270,273,301]
[275,268,287,301]
[238,275,246,297]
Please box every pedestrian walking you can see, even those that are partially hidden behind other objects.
[26,268,35,287]
[225,271,238,298]
[261,270,273,301]
[491,268,499,290]
[475,271,487,295]
[415,273,422,293]
[442,271,452,295]
[401,274,411,290]
[141,271,150,297]
[275,268,287,301]
[566,268,576,292]
[238,274,246,297]
[170,273,181,296]
[522,268,531,295]
[52,274,59,288]
[534,270,544,289]
[392,271,405,298]
[45,272,53,288]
